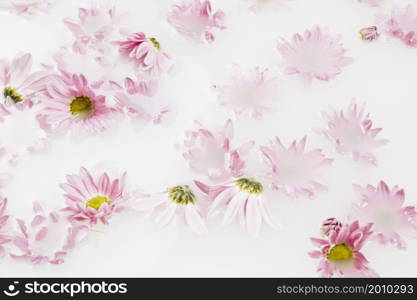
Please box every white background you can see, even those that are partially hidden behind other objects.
[1,0,417,277]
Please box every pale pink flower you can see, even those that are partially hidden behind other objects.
[215,66,280,119]
[167,0,226,43]
[247,0,291,12]
[260,136,332,198]
[61,167,127,226]
[180,119,254,183]
[358,0,382,7]
[351,181,417,250]
[11,202,88,264]
[321,217,343,237]
[0,197,11,258]
[309,221,378,277]
[318,102,388,165]
[0,0,52,15]
[134,184,208,235]
[277,26,353,83]
[40,73,117,133]
[359,26,380,41]
[377,5,417,47]
[195,178,279,236]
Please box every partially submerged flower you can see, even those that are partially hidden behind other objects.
[318,102,388,165]
[215,66,280,119]
[61,167,127,226]
[359,26,380,41]
[167,0,226,43]
[277,26,353,83]
[351,181,417,250]
[309,221,378,277]
[260,136,332,198]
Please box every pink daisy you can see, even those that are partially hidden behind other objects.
[11,202,88,264]
[0,197,11,258]
[60,167,127,226]
[215,66,280,119]
[180,119,254,183]
[167,0,226,43]
[134,183,208,235]
[260,136,332,198]
[0,0,52,15]
[195,178,279,236]
[318,102,388,165]
[40,73,117,133]
[351,181,417,250]
[309,220,378,277]
[377,5,417,47]
[277,26,353,83]
[359,26,380,41]
[247,0,291,12]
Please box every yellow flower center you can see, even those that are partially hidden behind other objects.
[234,178,263,194]
[149,37,161,51]
[3,86,23,103]
[86,195,111,210]
[327,243,353,261]
[70,95,94,118]
[167,185,195,205]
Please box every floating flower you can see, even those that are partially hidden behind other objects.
[318,102,388,165]
[61,167,127,226]
[41,73,117,133]
[11,202,88,264]
[277,26,353,83]
[359,26,380,41]
[195,178,279,236]
[377,5,417,47]
[167,0,226,43]
[134,184,208,234]
[351,181,417,250]
[180,119,254,183]
[321,217,342,237]
[215,66,280,119]
[0,0,52,15]
[260,136,332,198]
[309,221,378,277]
[0,197,11,257]
[247,0,290,12]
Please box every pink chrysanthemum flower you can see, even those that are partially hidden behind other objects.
[134,184,208,235]
[11,202,88,264]
[180,119,254,183]
[195,178,279,236]
[309,221,378,277]
[0,197,11,257]
[359,26,380,41]
[167,0,226,43]
[321,217,343,237]
[0,0,52,15]
[215,66,280,119]
[318,102,388,165]
[114,32,170,79]
[247,0,291,12]
[277,26,353,83]
[260,136,332,198]
[41,73,117,133]
[351,181,417,250]
[61,167,127,226]
[377,5,417,47]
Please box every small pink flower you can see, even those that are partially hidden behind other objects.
[260,136,332,198]
[277,26,353,83]
[321,217,343,237]
[247,0,291,12]
[309,221,378,277]
[377,5,417,47]
[61,167,127,226]
[359,26,380,41]
[134,184,208,235]
[167,0,226,43]
[11,202,88,265]
[351,181,417,250]
[215,66,280,119]
[180,119,254,183]
[0,197,11,258]
[318,101,388,165]
[195,178,279,236]
[40,73,117,133]
[0,0,52,15]
[358,0,382,7]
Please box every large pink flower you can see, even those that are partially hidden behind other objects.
[0,197,11,258]
[351,181,417,250]
[260,136,332,198]
[11,202,88,264]
[133,183,208,235]
[61,167,127,226]
[318,102,388,165]
[0,0,52,15]
[40,73,117,133]
[309,221,378,277]
[215,66,280,119]
[180,119,254,183]
[167,0,226,43]
[377,5,417,47]
[195,178,279,236]
[247,0,291,12]
[277,26,353,83]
